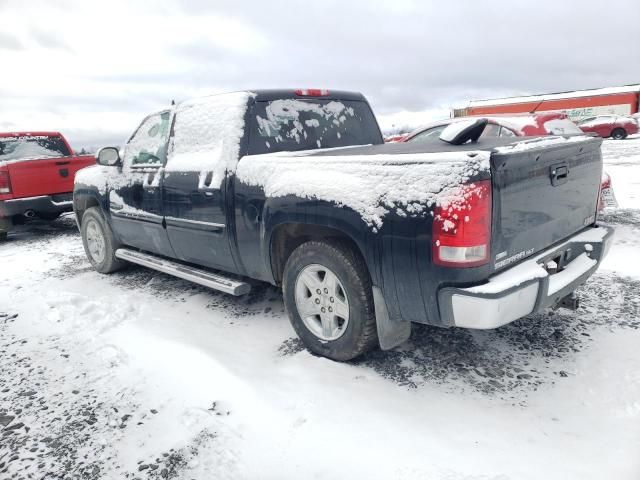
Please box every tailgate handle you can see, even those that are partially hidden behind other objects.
[550,163,569,186]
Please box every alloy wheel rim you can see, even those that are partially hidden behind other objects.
[86,219,106,264]
[294,263,350,341]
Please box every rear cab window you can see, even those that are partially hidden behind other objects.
[0,135,70,163]
[248,99,382,155]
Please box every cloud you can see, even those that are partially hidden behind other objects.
[1,0,639,148]
[30,28,73,52]
[0,32,22,50]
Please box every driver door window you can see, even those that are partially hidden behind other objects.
[124,111,171,167]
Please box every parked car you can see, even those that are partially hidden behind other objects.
[402,112,582,144]
[403,112,614,212]
[0,132,95,240]
[383,133,409,143]
[74,89,612,361]
[576,115,639,139]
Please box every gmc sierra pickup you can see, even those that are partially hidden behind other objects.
[0,131,95,240]
[73,89,612,361]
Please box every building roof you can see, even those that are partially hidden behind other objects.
[469,84,640,108]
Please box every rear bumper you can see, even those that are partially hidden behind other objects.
[0,193,73,218]
[438,225,614,329]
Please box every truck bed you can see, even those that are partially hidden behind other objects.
[258,134,603,273]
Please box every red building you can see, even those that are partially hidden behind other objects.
[456,84,640,121]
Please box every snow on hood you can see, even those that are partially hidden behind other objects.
[236,151,490,229]
[75,164,132,194]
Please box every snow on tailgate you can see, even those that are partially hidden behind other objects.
[493,135,592,153]
[236,151,490,229]
[166,91,253,187]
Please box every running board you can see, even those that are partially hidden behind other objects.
[115,248,251,296]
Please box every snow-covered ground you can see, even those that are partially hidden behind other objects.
[1,138,640,480]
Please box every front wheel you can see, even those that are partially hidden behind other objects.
[611,128,627,140]
[282,240,378,361]
[81,207,126,273]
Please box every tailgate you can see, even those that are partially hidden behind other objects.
[7,155,95,199]
[490,136,602,271]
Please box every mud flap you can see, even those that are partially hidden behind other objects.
[372,286,411,350]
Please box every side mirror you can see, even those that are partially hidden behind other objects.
[96,147,121,166]
[440,118,489,145]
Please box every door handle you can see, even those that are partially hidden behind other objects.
[198,186,218,197]
[198,171,219,195]
[143,171,157,189]
[550,163,569,186]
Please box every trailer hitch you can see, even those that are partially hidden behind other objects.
[556,292,580,311]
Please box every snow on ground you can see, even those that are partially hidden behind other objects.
[1,138,640,479]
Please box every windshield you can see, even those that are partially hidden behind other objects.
[0,135,70,162]
[248,99,382,155]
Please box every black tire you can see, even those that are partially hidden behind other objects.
[80,207,126,274]
[282,240,378,361]
[611,128,627,140]
[0,231,7,242]
[38,212,62,221]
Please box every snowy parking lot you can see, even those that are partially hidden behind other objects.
[1,138,640,479]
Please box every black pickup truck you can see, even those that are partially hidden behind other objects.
[73,89,613,361]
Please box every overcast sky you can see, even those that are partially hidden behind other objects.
[1,0,639,148]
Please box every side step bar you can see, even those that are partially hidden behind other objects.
[115,248,251,296]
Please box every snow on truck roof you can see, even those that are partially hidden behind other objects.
[468,84,640,107]
[177,89,367,107]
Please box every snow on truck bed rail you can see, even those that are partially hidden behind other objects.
[236,150,491,229]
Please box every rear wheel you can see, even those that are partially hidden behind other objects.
[81,207,126,273]
[611,128,627,140]
[282,240,378,361]
[0,231,7,242]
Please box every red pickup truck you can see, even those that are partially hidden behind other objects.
[0,132,95,240]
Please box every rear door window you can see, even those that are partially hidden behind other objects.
[0,135,70,162]
[248,99,382,155]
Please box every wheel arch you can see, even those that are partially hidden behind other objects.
[611,126,627,139]
[73,191,102,226]
[268,221,372,286]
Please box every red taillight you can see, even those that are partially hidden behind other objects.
[294,88,330,97]
[432,180,492,267]
[0,170,11,194]
[598,172,612,212]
